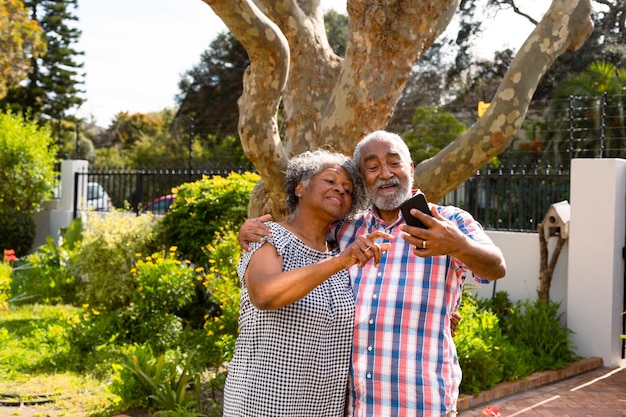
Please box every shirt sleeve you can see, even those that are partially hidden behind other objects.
[438,205,492,283]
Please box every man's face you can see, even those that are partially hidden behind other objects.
[358,139,414,211]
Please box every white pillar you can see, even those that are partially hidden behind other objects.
[58,160,88,211]
[32,160,89,249]
[567,158,626,367]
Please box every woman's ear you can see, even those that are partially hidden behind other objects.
[295,182,305,198]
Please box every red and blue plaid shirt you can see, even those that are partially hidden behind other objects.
[331,202,492,417]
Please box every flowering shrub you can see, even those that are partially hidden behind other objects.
[159,171,259,266]
[122,247,198,351]
[200,223,242,366]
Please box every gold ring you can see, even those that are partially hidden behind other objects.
[422,240,426,249]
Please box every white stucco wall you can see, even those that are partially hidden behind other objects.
[567,159,626,368]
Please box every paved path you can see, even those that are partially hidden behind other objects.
[460,366,626,417]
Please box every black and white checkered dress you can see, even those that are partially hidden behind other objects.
[223,222,355,417]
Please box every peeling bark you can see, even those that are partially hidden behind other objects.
[201,0,594,216]
[537,223,567,302]
[415,0,593,203]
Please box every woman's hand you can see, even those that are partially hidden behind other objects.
[338,230,394,268]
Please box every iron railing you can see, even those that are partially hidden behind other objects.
[75,161,569,232]
[74,162,255,217]
[441,163,569,231]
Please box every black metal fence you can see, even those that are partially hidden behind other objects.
[441,164,569,232]
[74,162,255,217]
[76,161,570,232]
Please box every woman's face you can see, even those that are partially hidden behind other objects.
[296,165,354,221]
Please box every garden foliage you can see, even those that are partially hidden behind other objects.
[158,172,259,266]
[0,171,579,416]
[456,290,578,395]
[0,112,58,256]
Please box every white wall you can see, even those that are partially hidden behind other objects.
[567,159,626,368]
[475,231,569,310]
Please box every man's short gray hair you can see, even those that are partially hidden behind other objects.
[285,149,367,218]
[353,130,412,167]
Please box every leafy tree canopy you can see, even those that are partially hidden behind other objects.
[0,0,46,100]
[403,106,467,165]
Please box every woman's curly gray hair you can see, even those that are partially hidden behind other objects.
[285,149,367,219]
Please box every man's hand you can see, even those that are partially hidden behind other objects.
[400,206,506,280]
[238,214,273,251]
[399,206,465,258]
[450,312,462,337]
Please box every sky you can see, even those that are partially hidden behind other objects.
[75,0,547,127]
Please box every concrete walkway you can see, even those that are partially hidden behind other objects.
[459,365,626,416]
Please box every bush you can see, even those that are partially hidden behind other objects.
[457,291,578,395]
[159,172,259,266]
[12,231,80,304]
[73,212,157,311]
[121,248,199,352]
[0,210,36,257]
[0,111,58,213]
[0,261,11,310]
[456,292,506,394]
[501,298,578,370]
[198,222,242,367]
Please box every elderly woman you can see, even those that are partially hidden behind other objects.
[223,149,392,417]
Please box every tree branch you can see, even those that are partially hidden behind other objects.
[316,0,460,153]
[416,0,594,203]
[203,0,290,214]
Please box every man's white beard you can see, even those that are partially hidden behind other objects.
[367,177,413,211]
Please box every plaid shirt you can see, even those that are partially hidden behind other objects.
[331,203,491,417]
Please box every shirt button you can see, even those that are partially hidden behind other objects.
[377,272,382,277]
[367,345,373,351]
[372,293,377,299]
[368,318,374,324]
[366,372,372,379]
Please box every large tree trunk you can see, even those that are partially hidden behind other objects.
[203,0,593,217]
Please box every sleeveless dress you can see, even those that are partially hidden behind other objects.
[223,222,355,417]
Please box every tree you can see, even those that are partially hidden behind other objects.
[0,0,84,123]
[0,0,46,100]
[324,9,348,57]
[203,0,593,218]
[0,111,58,256]
[176,32,248,140]
[175,10,349,144]
[492,0,626,100]
[0,111,58,213]
[403,106,467,165]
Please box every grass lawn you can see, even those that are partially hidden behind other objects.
[0,304,118,416]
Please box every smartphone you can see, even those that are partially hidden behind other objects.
[400,193,432,228]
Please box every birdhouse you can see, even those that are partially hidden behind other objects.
[542,200,570,241]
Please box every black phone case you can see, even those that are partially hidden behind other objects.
[400,193,431,228]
